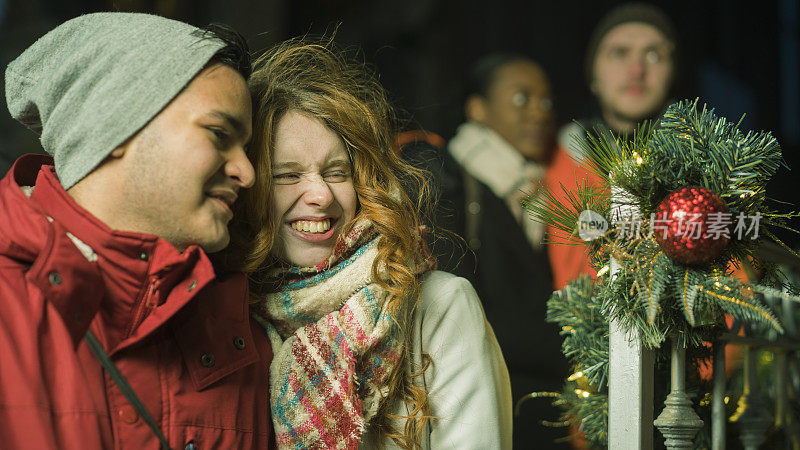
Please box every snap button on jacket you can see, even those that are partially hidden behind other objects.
[0,155,273,449]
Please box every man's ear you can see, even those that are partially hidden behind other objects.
[465,95,487,123]
[108,130,144,159]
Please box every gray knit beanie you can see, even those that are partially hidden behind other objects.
[5,12,226,189]
[584,3,678,86]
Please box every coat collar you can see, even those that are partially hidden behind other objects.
[1,155,221,353]
[1,154,260,387]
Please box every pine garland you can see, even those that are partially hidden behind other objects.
[527,99,800,447]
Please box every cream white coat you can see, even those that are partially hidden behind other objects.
[360,270,513,449]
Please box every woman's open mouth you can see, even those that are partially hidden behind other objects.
[288,218,336,242]
[290,218,331,234]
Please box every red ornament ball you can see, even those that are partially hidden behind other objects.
[652,186,731,265]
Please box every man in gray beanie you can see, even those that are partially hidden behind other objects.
[0,13,274,449]
[560,2,678,154]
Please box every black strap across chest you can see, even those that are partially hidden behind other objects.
[85,330,171,450]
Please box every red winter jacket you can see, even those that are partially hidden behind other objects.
[0,155,273,449]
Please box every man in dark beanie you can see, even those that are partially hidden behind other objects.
[0,13,273,449]
[560,2,678,155]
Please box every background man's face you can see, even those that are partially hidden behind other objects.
[474,60,555,163]
[114,63,255,252]
[592,22,674,127]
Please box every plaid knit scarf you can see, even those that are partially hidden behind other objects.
[257,220,435,449]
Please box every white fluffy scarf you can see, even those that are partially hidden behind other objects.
[448,121,546,248]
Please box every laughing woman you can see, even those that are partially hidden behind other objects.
[236,39,512,449]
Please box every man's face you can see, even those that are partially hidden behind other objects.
[114,63,254,252]
[472,60,555,163]
[593,22,674,129]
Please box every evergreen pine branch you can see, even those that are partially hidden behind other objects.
[659,99,784,207]
[746,284,800,304]
[699,279,784,332]
[579,124,627,180]
[763,228,800,260]
[547,276,609,388]
[678,268,704,326]
[645,252,671,323]
[523,179,610,244]
[602,266,669,348]
[555,383,608,448]
[761,210,800,230]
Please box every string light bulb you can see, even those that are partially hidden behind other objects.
[568,371,584,381]
[574,389,591,398]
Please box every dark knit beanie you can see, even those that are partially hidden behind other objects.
[584,3,678,85]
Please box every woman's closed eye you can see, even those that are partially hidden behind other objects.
[323,169,350,182]
[273,172,300,184]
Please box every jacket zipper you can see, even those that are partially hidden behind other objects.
[130,277,159,333]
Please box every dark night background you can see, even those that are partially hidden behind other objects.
[1,0,798,244]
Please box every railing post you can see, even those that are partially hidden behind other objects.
[711,342,727,450]
[608,186,654,449]
[731,346,772,450]
[776,349,787,430]
[609,317,654,449]
[780,289,800,448]
[654,335,704,449]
